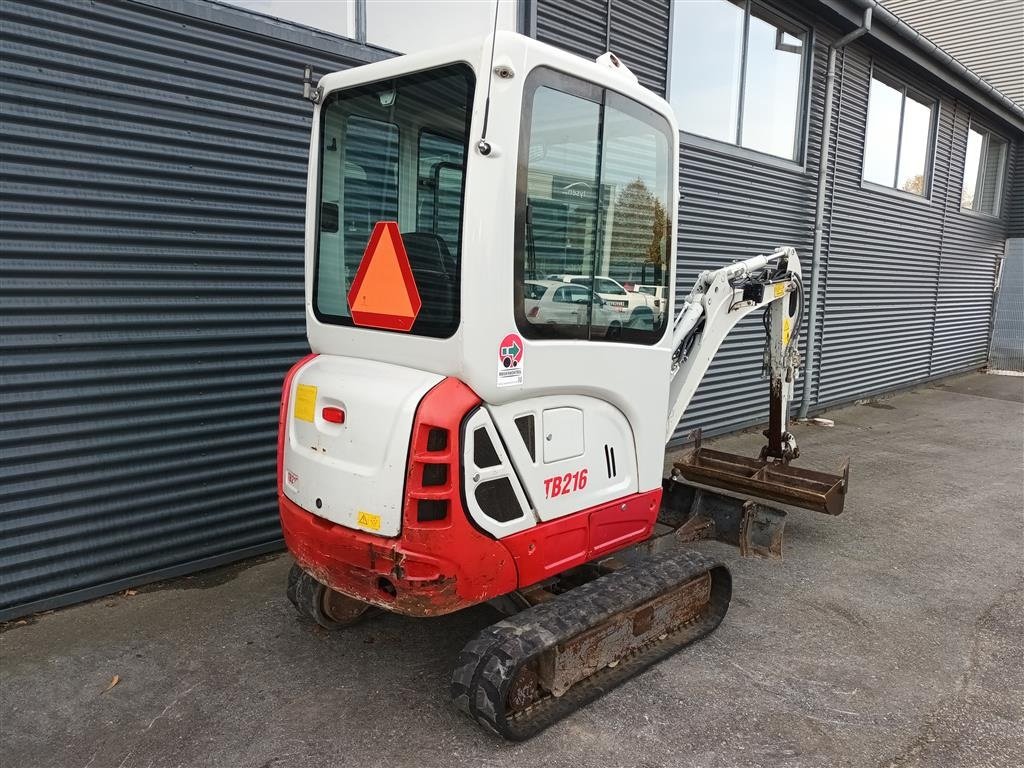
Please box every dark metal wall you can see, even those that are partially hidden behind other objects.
[533,0,668,95]
[0,0,388,619]
[1009,140,1024,239]
[883,0,1024,109]
[536,0,1019,437]
[818,40,1017,402]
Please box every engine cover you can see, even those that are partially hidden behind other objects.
[280,354,442,537]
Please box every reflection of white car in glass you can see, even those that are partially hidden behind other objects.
[631,284,667,323]
[547,274,653,323]
[524,280,623,337]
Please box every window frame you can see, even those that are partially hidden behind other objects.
[311,63,476,339]
[959,117,1009,219]
[665,0,814,168]
[512,66,676,346]
[860,63,939,202]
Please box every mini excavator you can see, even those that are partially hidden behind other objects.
[279,32,850,740]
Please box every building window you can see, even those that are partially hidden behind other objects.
[961,123,1008,216]
[862,71,935,197]
[669,0,808,161]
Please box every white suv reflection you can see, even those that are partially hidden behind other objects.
[546,274,654,323]
[524,280,623,338]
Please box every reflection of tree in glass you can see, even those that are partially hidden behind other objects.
[902,174,925,196]
[610,179,667,283]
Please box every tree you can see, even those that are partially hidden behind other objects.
[609,178,668,283]
[901,174,925,196]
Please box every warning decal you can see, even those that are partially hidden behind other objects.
[356,510,381,531]
[347,221,422,332]
[497,333,524,387]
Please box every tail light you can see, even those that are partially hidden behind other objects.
[322,406,345,423]
[404,378,480,527]
[410,426,451,522]
[527,306,539,318]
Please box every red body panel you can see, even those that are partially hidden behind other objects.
[277,352,318,490]
[279,377,518,616]
[278,368,660,616]
[501,489,661,588]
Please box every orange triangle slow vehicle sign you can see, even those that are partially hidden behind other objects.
[347,221,422,332]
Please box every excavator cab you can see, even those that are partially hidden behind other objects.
[280,32,848,740]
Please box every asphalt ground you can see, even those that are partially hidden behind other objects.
[2,372,1022,768]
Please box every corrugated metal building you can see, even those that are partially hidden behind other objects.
[2,0,1021,619]
[880,0,1024,372]
[882,0,1024,108]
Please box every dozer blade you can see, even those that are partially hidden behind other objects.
[451,549,730,741]
[674,446,849,516]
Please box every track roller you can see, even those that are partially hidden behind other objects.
[287,563,370,630]
[451,548,731,740]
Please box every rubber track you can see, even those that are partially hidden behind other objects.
[451,548,731,740]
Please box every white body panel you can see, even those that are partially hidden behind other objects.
[281,356,442,536]
[293,33,805,542]
[462,408,537,538]
[303,33,680,500]
[487,395,638,522]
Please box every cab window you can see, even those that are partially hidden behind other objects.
[417,130,466,255]
[555,285,586,303]
[314,64,474,338]
[515,68,673,344]
[595,278,627,295]
[523,282,548,301]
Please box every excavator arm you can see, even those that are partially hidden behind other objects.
[663,247,849,520]
[666,247,803,450]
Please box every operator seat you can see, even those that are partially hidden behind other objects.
[402,232,457,331]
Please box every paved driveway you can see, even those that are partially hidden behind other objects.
[2,372,1022,768]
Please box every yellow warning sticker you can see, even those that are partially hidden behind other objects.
[356,511,381,531]
[293,384,317,423]
[782,317,792,346]
[774,282,786,298]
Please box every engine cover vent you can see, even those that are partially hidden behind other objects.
[604,444,617,478]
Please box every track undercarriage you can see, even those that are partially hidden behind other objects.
[288,446,848,741]
[452,547,729,740]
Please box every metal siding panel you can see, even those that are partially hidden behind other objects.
[818,41,1014,407]
[0,0,387,618]
[883,0,1024,108]
[675,142,817,437]
[535,0,608,61]
[1009,139,1024,238]
[817,47,943,404]
[931,106,1012,376]
[535,0,669,94]
[991,237,1024,371]
[609,0,669,95]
